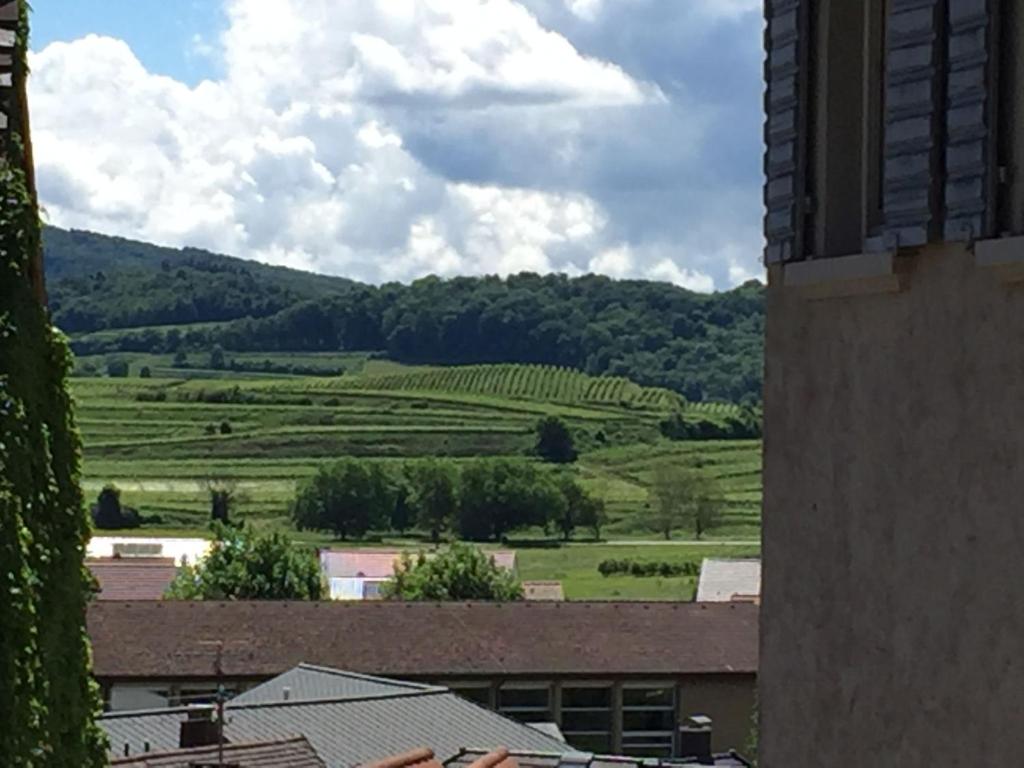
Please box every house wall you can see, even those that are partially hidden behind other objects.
[761,243,1024,764]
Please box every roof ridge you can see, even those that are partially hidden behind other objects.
[294,662,438,690]
[227,686,450,711]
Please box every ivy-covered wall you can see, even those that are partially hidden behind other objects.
[0,1,107,764]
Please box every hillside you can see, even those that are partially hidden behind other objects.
[44,227,356,332]
[47,226,764,403]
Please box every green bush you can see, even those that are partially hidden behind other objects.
[597,558,700,578]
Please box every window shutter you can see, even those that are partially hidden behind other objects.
[883,0,945,247]
[945,0,1000,241]
[764,0,809,264]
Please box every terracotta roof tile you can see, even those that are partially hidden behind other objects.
[87,558,178,601]
[321,550,517,580]
[87,601,757,679]
[109,735,325,767]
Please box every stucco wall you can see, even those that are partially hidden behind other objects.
[761,243,1024,765]
[680,674,756,754]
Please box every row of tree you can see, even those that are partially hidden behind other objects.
[290,457,606,542]
[165,525,524,602]
[50,225,764,403]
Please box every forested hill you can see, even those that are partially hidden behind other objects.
[44,226,355,330]
[46,226,764,403]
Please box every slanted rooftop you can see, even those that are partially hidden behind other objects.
[88,601,758,680]
[109,735,325,767]
[446,749,751,767]
[231,663,443,706]
[101,668,569,766]
[695,560,760,604]
[87,558,178,601]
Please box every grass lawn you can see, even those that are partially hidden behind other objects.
[515,543,760,600]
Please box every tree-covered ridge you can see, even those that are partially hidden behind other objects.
[0,3,106,764]
[43,226,355,332]
[46,226,764,403]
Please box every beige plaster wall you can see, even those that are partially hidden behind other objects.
[760,243,1024,765]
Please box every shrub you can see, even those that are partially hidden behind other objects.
[596,558,700,578]
[139,366,152,378]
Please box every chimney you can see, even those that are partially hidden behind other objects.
[179,704,219,749]
[678,714,713,764]
[282,686,291,701]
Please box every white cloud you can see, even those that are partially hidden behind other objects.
[28,0,758,291]
[648,258,714,292]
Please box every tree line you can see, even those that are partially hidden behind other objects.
[47,228,764,403]
[291,457,607,543]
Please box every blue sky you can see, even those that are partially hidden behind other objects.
[27,0,765,290]
[32,1,224,84]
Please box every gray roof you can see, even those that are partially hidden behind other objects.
[695,559,761,603]
[101,690,569,767]
[232,664,442,705]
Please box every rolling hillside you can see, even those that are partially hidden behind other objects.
[47,226,764,403]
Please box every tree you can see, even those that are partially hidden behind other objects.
[291,459,392,540]
[172,350,188,368]
[91,484,141,530]
[209,344,226,370]
[556,475,606,541]
[458,459,563,541]
[534,416,577,464]
[139,365,152,378]
[383,543,524,601]
[167,523,323,600]
[0,3,107,761]
[408,460,459,543]
[106,357,129,377]
[647,467,724,541]
[204,479,238,525]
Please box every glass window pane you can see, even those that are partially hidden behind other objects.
[565,734,612,753]
[562,710,612,732]
[562,686,611,708]
[452,687,491,707]
[622,686,674,708]
[499,687,549,709]
[623,709,676,732]
[502,709,553,724]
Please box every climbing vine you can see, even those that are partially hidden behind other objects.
[0,1,107,764]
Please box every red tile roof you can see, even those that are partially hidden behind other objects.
[109,735,325,767]
[87,558,178,601]
[87,601,757,680]
[321,550,517,580]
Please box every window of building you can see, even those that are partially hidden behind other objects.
[621,684,676,758]
[560,684,613,753]
[449,683,493,709]
[806,0,886,257]
[999,0,1024,235]
[498,684,552,723]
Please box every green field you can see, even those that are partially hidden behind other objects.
[73,361,762,597]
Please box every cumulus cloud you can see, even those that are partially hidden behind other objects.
[29,0,764,289]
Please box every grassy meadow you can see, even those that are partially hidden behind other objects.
[72,357,761,597]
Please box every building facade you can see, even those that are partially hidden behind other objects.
[762,0,1024,764]
[87,601,757,756]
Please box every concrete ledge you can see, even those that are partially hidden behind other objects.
[976,236,1024,282]
[782,251,906,300]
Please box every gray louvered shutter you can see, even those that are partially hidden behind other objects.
[883,0,945,247]
[945,0,1000,241]
[0,1,16,138]
[764,0,808,264]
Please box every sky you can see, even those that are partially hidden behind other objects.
[29,0,765,291]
